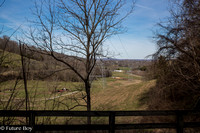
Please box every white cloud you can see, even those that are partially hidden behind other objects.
[135,4,154,11]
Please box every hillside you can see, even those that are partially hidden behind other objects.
[0,38,155,125]
[0,38,153,111]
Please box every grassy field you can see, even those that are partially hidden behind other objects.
[0,69,155,125]
[0,50,156,111]
[0,70,155,110]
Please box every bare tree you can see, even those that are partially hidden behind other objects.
[154,0,200,85]
[0,0,6,8]
[19,41,31,124]
[149,0,200,110]
[26,0,134,124]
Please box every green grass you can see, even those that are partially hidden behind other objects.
[0,50,157,125]
[0,50,46,76]
[0,71,155,114]
[0,50,21,68]
[0,80,82,98]
[0,80,85,110]
[0,72,156,126]
[118,67,131,71]
[112,71,127,77]
[112,71,142,80]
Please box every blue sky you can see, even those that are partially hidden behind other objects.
[0,0,170,59]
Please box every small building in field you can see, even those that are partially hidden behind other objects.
[114,70,124,72]
[112,77,123,80]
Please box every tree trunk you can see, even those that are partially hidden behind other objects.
[85,81,91,124]
[20,42,29,124]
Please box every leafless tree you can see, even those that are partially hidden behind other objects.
[26,0,134,124]
[19,41,31,124]
[0,0,6,8]
[150,0,200,110]
[0,1,25,125]
[154,0,200,85]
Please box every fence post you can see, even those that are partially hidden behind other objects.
[109,112,115,133]
[29,111,35,129]
[176,112,183,133]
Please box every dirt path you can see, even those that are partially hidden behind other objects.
[35,91,80,101]
[1,91,80,102]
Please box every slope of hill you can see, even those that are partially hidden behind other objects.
[0,37,155,113]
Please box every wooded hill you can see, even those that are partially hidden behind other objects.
[0,36,111,82]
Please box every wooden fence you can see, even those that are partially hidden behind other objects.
[0,110,200,133]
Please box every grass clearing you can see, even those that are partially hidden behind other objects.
[91,78,155,111]
[0,71,155,111]
[0,71,156,125]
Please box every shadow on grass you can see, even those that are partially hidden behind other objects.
[137,87,153,108]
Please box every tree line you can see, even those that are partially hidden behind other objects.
[146,0,200,111]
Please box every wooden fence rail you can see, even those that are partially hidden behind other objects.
[0,110,200,133]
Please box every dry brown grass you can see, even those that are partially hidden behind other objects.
[91,77,155,111]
